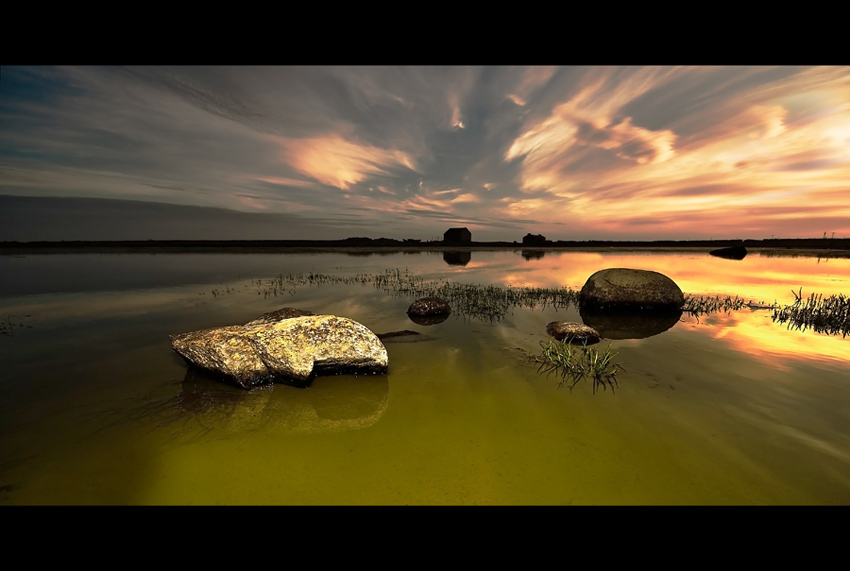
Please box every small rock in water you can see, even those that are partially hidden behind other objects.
[545,321,601,344]
[709,245,747,260]
[406,297,451,325]
[407,297,451,317]
[377,329,421,339]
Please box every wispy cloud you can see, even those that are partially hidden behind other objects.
[277,133,416,190]
[2,65,850,241]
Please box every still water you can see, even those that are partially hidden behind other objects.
[1,248,849,505]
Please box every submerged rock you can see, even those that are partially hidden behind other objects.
[170,314,388,389]
[406,297,451,325]
[579,268,684,311]
[407,297,451,316]
[377,329,421,340]
[545,321,601,344]
[377,330,436,343]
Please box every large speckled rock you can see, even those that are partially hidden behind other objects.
[579,268,684,310]
[170,314,388,389]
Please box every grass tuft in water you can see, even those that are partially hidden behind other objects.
[682,294,748,317]
[256,268,579,322]
[532,339,625,394]
[247,269,850,338]
[772,289,850,337]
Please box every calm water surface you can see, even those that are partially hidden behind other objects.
[1,249,849,505]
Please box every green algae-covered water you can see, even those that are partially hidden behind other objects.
[2,248,849,505]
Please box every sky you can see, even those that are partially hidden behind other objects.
[2,65,850,242]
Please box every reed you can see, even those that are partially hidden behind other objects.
[532,339,625,394]
[772,290,850,337]
[0,314,32,336]
[249,269,850,337]
[682,294,748,317]
[255,268,580,322]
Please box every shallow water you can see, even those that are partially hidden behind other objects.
[1,248,849,505]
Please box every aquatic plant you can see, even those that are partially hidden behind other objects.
[0,314,32,337]
[682,294,748,317]
[246,268,850,338]
[772,289,850,338]
[532,339,625,394]
[256,268,580,322]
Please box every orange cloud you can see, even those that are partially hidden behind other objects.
[575,116,676,164]
[449,93,464,129]
[506,69,681,199]
[502,67,850,239]
[279,134,416,190]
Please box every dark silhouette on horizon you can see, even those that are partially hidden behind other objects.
[443,227,472,244]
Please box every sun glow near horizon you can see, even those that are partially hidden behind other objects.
[2,65,850,242]
[499,68,850,241]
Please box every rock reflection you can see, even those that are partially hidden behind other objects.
[443,251,471,266]
[407,313,450,326]
[521,250,546,260]
[175,369,389,435]
[580,306,683,340]
[110,368,390,438]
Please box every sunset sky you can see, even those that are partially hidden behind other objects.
[2,65,850,242]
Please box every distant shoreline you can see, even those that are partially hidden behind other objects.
[2,237,849,256]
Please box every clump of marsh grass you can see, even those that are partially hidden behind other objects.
[371,269,579,321]
[772,289,850,338]
[0,314,33,337]
[682,294,748,318]
[532,339,625,394]
[256,268,580,322]
[249,268,850,339]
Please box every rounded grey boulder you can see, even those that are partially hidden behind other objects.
[579,268,684,310]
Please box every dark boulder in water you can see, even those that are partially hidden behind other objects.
[710,245,747,260]
[407,297,451,316]
[579,268,684,311]
[407,297,451,325]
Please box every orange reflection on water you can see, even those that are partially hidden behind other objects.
[682,308,850,369]
[486,249,850,368]
[492,251,850,305]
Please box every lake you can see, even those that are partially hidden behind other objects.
[1,248,849,505]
